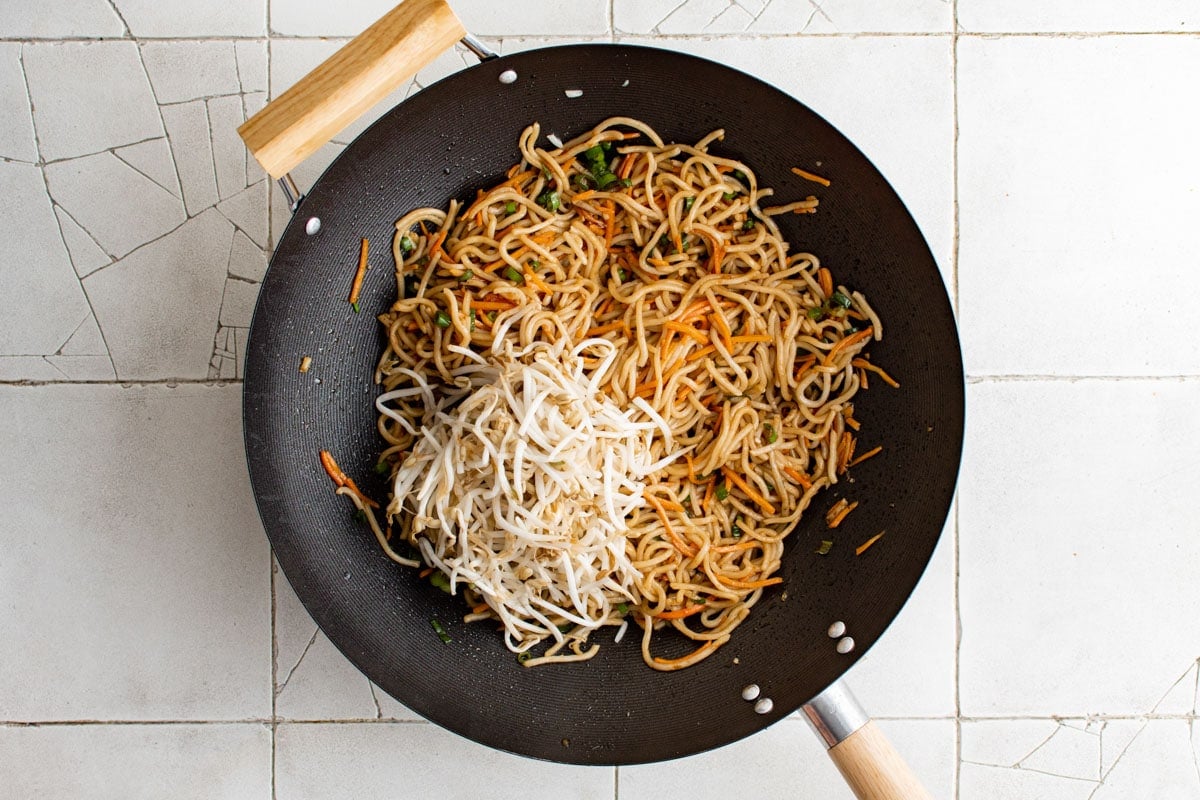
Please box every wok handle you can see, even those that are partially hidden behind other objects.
[803,681,934,800]
[237,0,465,179]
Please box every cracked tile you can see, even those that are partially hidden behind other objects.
[1154,660,1200,715]
[43,354,116,381]
[0,44,38,163]
[274,574,395,721]
[655,0,734,35]
[2,0,125,38]
[622,719,955,799]
[45,151,186,259]
[111,0,266,36]
[207,94,250,199]
[54,205,113,278]
[269,0,607,36]
[0,724,271,799]
[218,181,269,250]
[959,0,1200,32]
[234,41,267,93]
[1020,722,1102,782]
[614,0,951,33]
[161,100,219,216]
[22,41,162,163]
[0,356,66,382]
[218,276,259,328]
[0,384,270,719]
[705,3,757,32]
[0,161,91,359]
[57,313,107,356]
[960,381,1200,715]
[113,137,181,200]
[141,41,240,105]
[228,228,268,283]
[84,208,231,380]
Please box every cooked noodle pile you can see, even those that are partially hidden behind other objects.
[370,117,886,670]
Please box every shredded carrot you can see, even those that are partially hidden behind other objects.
[524,269,553,294]
[721,467,776,516]
[675,384,693,405]
[793,354,817,381]
[730,334,772,345]
[603,200,615,250]
[685,344,717,363]
[720,575,784,590]
[827,499,859,529]
[845,415,861,431]
[860,371,870,390]
[646,494,696,556]
[853,358,900,388]
[791,166,831,187]
[654,604,706,620]
[701,477,716,512]
[573,190,597,202]
[469,300,517,312]
[856,531,886,556]
[652,639,722,667]
[584,320,630,338]
[817,267,833,298]
[418,567,433,579]
[712,540,758,554]
[709,312,733,351]
[823,327,874,366]
[348,238,369,306]
[665,321,708,345]
[838,431,856,472]
[847,445,883,468]
[618,153,637,179]
[427,229,448,265]
[783,466,812,490]
[686,454,697,483]
[318,450,379,508]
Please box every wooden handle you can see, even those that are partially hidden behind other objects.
[238,0,465,178]
[827,721,934,800]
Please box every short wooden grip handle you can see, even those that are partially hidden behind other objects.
[827,721,934,800]
[238,0,465,179]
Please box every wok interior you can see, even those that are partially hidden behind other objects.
[245,44,963,764]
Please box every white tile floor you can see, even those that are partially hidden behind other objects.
[2,1,1198,798]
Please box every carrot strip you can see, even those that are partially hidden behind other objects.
[827,500,859,529]
[318,450,380,509]
[721,467,776,516]
[665,321,708,345]
[720,575,784,590]
[427,229,448,265]
[783,467,812,490]
[793,354,817,381]
[823,327,874,366]
[652,639,721,667]
[853,358,901,388]
[791,166,831,187]
[730,334,771,345]
[418,567,433,579]
[584,320,630,338]
[619,153,637,179]
[847,445,883,468]
[684,344,717,364]
[646,494,696,556]
[572,190,597,202]
[470,602,490,614]
[347,238,369,305]
[470,300,517,311]
[856,531,886,556]
[524,269,553,294]
[686,454,697,483]
[701,477,716,512]
[817,267,833,298]
[712,540,758,554]
[709,312,733,351]
[845,415,862,431]
[654,604,706,620]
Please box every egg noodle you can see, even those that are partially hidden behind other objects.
[348,117,890,671]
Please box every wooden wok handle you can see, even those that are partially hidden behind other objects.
[238,0,465,179]
[827,721,934,800]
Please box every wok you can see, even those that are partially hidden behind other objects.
[239,2,963,796]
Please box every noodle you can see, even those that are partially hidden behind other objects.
[369,118,885,670]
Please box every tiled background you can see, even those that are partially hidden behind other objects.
[2,1,1199,798]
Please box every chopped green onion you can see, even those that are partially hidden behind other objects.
[731,517,743,538]
[616,268,627,283]
[517,651,533,663]
[846,320,864,334]
[536,190,561,212]
[374,459,390,475]
[733,169,748,184]
[722,191,737,201]
[351,301,360,313]
[696,596,707,605]
[683,196,695,211]
[816,540,834,556]
[584,144,606,163]
[807,306,826,321]
[831,290,852,309]
[715,482,730,501]
[457,269,474,282]
[486,311,497,322]
[529,259,541,268]
[504,266,525,284]
[765,482,775,494]
[403,274,420,297]
[616,602,629,616]
[595,170,619,190]
[468,309,476,332]
[434,310,451,328]
[742,218,756,230]
[430,618,451,643]
[541,167,551,180]
[352,508,367,523]
[429,571,451,593]
[600,141,614,153]
[764,423,778,444]
[680,494,691,505]
[399,235,415,254]
[570,173,593,191]
[504,200,517,215]
[619,177,633,188]
[558,622,573,633]
[679,235,691,250]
